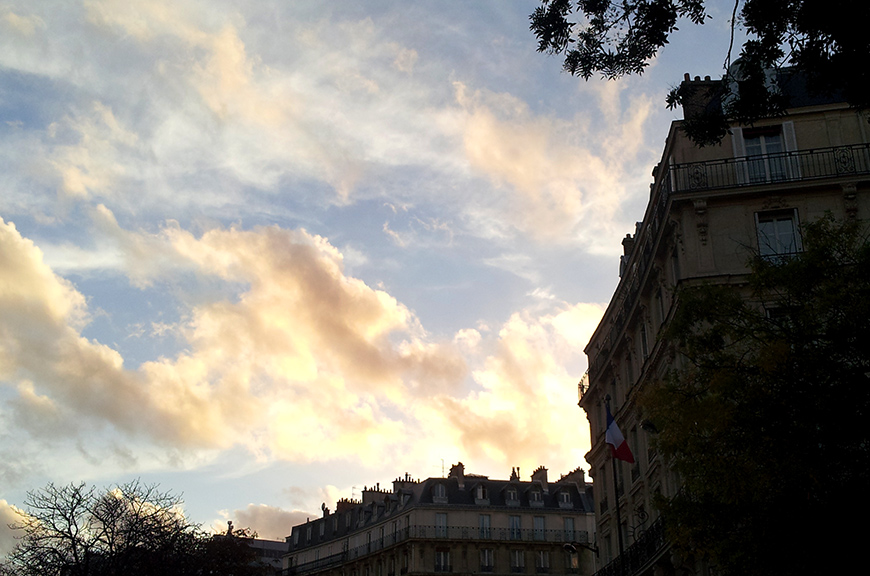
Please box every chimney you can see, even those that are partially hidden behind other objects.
[449,462,465,489]
[677,72,724,122]
[531,466,549,494]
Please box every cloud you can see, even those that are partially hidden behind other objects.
[0,500,22,556]
[0,212,603,484]
[412,302,605,475]
[0,216,467,465]
[215,503,309,541]
[453,81,654,253]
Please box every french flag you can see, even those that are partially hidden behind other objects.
[605,405,635,463]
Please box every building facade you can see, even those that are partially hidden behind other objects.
[282,463,596,576]
[580,70,870,575]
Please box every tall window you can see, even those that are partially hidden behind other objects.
[733,123,798,184]
[480,549,494,573]
[509,515,521,540]
[563,517,575,541]
[756,210,801,258]
[510,550,525,573]
[535,551,550,574]
[745,127,786,182]
[435,549,451,573]
[435,513,448,538]
[476,485,488,500]
[479,514,491,539]
[533,516,545,541]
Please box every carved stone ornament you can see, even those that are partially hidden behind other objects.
[693,199,708,245]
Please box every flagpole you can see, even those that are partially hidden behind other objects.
[605,394,626,557]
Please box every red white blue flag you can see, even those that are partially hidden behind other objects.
[605,405,635,463]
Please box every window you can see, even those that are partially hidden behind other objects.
[476,484,488,501]
[435,549,451,573]
[745,127,785,182]
[756,209,801,258]
[306,525,312,542]
[509,515,522,540]
[433,483,447,502]
[563,517,575,541]
[732,123,798,184]
[533,516,545,541]
[530,490,542,503]
[510,550,525,573]
[479,514,491,539]
[506,487,518,502]
[558,490,572,506]
[480,549,494,572]
[435,513,448,538]
[535,551,550,573]
[320,522,325,537]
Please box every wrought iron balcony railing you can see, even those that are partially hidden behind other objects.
[283,526,590,575]
[584,143,870,386]
[592,516,667,576]
[662,143,870,195]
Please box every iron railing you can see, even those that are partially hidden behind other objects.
[592,516,667,576]
[284,526,590,575]
[662,143,870,195]
[583,143,870,388]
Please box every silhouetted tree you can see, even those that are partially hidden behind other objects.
[530,0,870,145]
[1,481,269,576]
[639,214,870,575]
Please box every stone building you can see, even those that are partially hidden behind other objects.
[579,69,870,575]
[282,463,596,576]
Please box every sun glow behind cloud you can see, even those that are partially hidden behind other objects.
[0,0,719,539]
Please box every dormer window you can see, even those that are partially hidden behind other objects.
[433,483,448,503]
[559,490,572,505]
[476,485,488,500]
[530,490,542,502]
[506,487,518,501]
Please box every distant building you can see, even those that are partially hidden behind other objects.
[282,463,597,576]
[247,537,287,572]
[580,68,870,575]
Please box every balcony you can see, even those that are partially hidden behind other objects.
[592,517,667,576]
[584,143,870,386]
[663,143,870,195]
[283,526,590,575]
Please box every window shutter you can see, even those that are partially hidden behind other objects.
[731,127,748,184]
[782,121,801,178]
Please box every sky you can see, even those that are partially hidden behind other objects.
[0,0,737,547]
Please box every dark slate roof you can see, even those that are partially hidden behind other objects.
[288,470,594,552]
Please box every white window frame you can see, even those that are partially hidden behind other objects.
[732,122,799,184]
[755,208,802,258]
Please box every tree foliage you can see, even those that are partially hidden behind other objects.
[530,1,870,145]
[639,214,870,575]
[1,481,269,576]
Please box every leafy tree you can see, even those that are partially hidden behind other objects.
[1,481,269,576]
[530,0,870,145]
[638,214,870,575]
